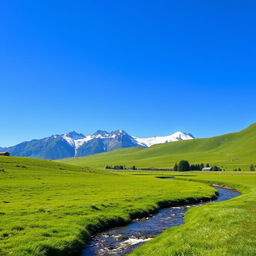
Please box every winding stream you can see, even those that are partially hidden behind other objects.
[82,184,240,256]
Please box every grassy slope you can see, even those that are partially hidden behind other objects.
[130,171,256,256]
[60,123,256,170]
[0,156,215,256]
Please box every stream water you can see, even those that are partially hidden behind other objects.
[82,184,240,256]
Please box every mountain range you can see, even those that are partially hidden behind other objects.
[61,123,256,170]
[0,130,194,160]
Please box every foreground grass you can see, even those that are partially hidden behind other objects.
[61,123,256,170]
[0,157,216,256]
[130,171,256,256]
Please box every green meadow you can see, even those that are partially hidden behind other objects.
[0,156,216,256]
[131,171,256,256]
[61,123,256,171]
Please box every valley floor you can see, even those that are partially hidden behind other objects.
[1,157,255,255]
[0,157,215,256]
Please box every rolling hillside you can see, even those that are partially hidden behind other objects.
[60,123,256,170]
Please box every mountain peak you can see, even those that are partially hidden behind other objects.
[65,131,85,140]
[133,131,194,147]
[171,131,195,140]
[93,130,110,137]
[111,129,127,136]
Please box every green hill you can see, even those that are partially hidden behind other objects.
[60,123,256,170]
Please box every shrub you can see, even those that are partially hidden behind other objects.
[211,166,222,171]
[250,164,255,171]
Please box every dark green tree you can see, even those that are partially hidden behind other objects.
[211,166,222,171]
[212,166,218,171]
[178,160,190,171]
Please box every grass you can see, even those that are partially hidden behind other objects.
[60,123,256,170]
[130,171,256,256]
[0,156,216,256]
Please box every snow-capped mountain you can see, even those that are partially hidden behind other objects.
[133,132,194,147]
[62,130,194,153]
[62,130,139,157]
[1,130,194,160]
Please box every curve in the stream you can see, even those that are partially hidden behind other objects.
[81,185,240,256]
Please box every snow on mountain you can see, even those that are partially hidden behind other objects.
[133,131,194,147]
[62,131,85,147]
[62,130,194,151]
[62,134,75,147]
[62,130,129,152]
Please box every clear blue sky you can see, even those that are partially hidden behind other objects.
[1,1,256,146]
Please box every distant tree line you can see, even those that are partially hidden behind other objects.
[139,168,171,171]
[211,166,222,171]
[233,164,256,172]
[105,162,255,172]
[105,165,137,170]
[173,160,222,172]
[105,165,172,171]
